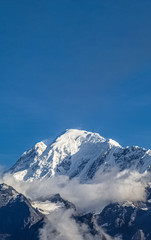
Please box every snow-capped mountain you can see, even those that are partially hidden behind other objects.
[9,129,151,182]
[3,129,151,240]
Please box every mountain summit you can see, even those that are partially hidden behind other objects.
[9,129,151,182]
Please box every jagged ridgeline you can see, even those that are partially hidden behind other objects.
[1,129,151,240]
[9,129,151,182]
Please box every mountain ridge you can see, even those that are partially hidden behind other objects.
[8,129,151,182]
[0,183,44,240]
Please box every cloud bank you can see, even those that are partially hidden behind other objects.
[1,168,148,240]
[2,168,147,212]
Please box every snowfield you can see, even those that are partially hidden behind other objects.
[9,129,151,182]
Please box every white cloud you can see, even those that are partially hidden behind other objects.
[1,168,148,240]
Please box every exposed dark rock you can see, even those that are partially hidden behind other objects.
[0,183,44,240]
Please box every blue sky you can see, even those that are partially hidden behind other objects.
[0,0,151,167]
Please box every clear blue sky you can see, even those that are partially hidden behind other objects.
[0,0,151,167]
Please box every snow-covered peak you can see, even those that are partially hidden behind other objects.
[48,129,120,153]
[34,141,47,155]
[8,129,151,182]
[8,129,122,181]
[53,129,106,145]
[47,129,107,156]
[108,138,121,147]
[21,141,47,158]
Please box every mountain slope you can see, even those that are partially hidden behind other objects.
[0,183,44,240]
[97,191,151,240]
[9,129,151,182]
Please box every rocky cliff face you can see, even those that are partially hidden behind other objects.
[0,183,44,240]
